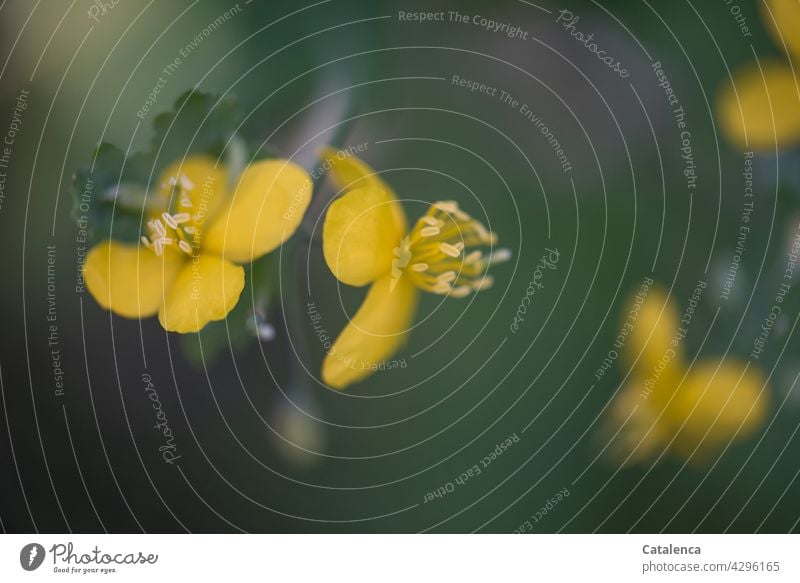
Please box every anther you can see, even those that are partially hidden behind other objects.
[465,250,482,264]
[439,242,461,258]
[433,281,452,294]
[162,212,178,230]
[472,221,491,241]
[434,201,458,214]
[472,276,494,291]
[453,207,470,221]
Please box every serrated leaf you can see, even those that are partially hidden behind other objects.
[150,90,241,169]
[70,143,153,244]
[71,91,244,247]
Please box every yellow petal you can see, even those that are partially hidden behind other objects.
[321,148,407,234]
[762,0,800,64]
[322,274,418,390]
[158,253,244,333]
[669,359,768,459]
[622,284,683,380]
[84,240,183,319]
[605,381,671,466]
[322,147,391,193]
[323,185,408,286]
[156,155,228,228]
[203,160,312,263]
[717,60,800,150]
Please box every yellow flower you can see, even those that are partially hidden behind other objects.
[717,0,800,149]
[320,149,509,390]
[84,155,312,333]
[605,284,768,465]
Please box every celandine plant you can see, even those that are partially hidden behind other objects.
[717,0,800,150]
[603,284,768,465]
[84,156,311,333]
[72,93,512,391]
[319,149,510,390]
[74,91,312,337]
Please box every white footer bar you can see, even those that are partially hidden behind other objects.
[0,534,796,582]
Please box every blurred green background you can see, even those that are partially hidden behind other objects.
[1,0,799,533]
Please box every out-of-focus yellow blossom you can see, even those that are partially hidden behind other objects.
[272,397,325,469]
[84,156,312,333]
[320,149,510,390]
[717,0,800,149]
[605,284,768,464]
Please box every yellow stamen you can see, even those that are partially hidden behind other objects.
[390,200,509,298]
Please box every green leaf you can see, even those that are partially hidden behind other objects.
[70,143,153,244]
[70,90,244,248]
[151,90,241,169]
